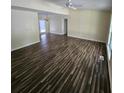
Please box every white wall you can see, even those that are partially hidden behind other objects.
[11,9,40,51]
[11,0,69,15]
[68,10,111,42]
[49,15,65,35]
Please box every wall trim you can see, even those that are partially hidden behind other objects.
[106,44,112,90]
[68,34,106,43]
[11,40,40,52]
[50,32,65,35]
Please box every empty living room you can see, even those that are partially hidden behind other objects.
[3,0,123,93]
[11,0,112,93]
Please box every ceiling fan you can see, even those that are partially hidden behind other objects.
[65,0,82,10]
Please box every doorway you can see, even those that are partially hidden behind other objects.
[39,19,46,34]
[64,19,68,35]
[38,18,50,41]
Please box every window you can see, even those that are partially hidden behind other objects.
[107,20,112,60]
[39,20,46,33]
[109,31,112,51]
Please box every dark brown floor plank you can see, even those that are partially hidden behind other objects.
[11,33,111,93]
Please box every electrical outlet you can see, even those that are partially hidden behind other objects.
[99,55,104,62]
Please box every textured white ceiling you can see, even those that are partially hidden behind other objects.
[44,0,112,10]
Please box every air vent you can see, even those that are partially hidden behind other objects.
[98,55,104,62]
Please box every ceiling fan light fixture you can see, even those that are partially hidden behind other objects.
[65,0,77,10]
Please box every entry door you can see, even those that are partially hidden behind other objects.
[64,19,68,35]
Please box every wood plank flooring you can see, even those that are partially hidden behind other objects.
[11,34,111,93]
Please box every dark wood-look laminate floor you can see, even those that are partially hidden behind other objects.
[11,34,111,93]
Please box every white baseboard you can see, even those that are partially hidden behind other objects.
[68,34,106,43]
[50,32,65,35]
[11,40,40,52]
